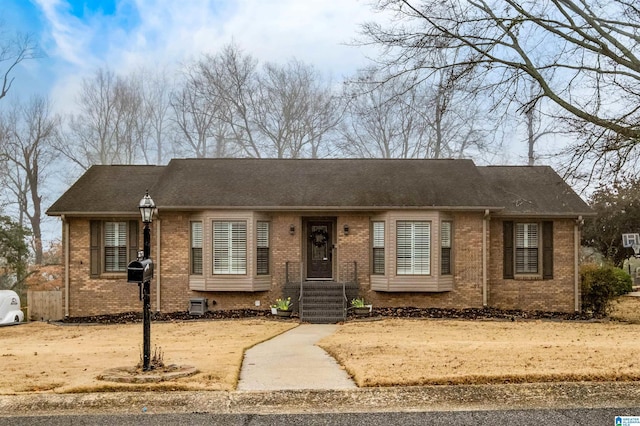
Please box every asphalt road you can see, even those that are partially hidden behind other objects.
[1,408,638,425]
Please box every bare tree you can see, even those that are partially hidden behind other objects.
[138,67,174,164]
[0,29,40,101]
[339,65,494,160]
[339,72,425,158]
[184,44,341,158]
[363,0,640,179]
[254,60,341,158]
[171,64,237,158]
[58,68,154,170]
[0,96,59,264]
[195,44,263,157]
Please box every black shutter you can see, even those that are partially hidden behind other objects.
[503,221,514,279]
[543,221,554,279]
[90,220,101,277]
[129,220,139,261]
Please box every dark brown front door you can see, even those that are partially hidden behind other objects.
[307,221,333,279]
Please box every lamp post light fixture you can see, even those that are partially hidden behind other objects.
[138,190,155,371]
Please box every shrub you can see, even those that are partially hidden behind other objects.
[580,264,627,316]
[611,268,633,296]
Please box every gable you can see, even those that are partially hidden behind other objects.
[478,166,593,217]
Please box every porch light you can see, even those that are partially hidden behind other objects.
[343,224,350,235]
[289,224,295,235]
[139,190,156,224]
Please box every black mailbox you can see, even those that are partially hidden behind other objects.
[127,259,154,283]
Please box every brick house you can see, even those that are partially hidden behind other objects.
[47,158,593,322]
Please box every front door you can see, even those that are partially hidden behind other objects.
[307,220,333,279]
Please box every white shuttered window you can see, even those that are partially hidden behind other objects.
[515,223,538,274]
[213,221,247,274]
[441,221,452,275]
[191,222,203,275]
[396,221,430,275]
[105,222,127,272]
[256,221,269,275]
[372,222,385,274]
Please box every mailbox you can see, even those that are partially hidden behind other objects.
[127,259,154,283]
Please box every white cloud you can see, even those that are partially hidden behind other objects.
[34,0,384,114]
[34,0,95,67]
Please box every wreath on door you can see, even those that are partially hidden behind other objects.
[309,228,329,247]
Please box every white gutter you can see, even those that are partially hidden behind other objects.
[483,209,489,307]
[574,215,583,312]
[62,215,69,317]
[156,218,161,313]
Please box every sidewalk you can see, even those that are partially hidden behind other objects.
[237,324,356,391]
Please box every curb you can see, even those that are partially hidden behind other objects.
[1,382,640,415]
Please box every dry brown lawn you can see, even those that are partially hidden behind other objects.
[0,319,296,394]
[610,295,640,323]
[319,319,640,386]
[318,297,640,387]
[1,296,639,394]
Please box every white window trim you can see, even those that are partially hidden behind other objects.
[396,221,431,275]
[515,222,540,275]
[213,221,247,275]
[104,221,127,273]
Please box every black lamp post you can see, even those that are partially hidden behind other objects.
[138,190,155,371]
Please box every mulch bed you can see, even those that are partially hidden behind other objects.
[60,307,597,324]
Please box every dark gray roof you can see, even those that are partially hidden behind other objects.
[152,158,500,209]
[47,165,164,215]
[478,166,593,217]
[47,159,592,217]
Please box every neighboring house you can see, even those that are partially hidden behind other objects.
[47,158,593,322]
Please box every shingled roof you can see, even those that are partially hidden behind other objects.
[478,166,594,217]
[46,159,592,217]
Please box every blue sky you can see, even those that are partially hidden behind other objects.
[3,0,382,112]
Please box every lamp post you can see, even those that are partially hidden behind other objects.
[138,190,155,371]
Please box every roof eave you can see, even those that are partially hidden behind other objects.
[157,205,507,212]
[492,211,596,218]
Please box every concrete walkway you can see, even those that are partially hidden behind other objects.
[237,324,356,391]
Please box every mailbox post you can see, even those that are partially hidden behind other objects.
[127,190,155,371]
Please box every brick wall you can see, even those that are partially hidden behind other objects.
[62,213,579,317]
[362,212,485,309]
[66,218,141,317]
[488,218,577,312]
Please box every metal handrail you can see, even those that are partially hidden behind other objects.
[299,262,304,320]
[342,280,347,320]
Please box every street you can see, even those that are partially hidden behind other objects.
[1,408,638,426]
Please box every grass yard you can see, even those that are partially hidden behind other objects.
[319,319,640,386]
[0,319,296,394]
[0,296,639,394]
[318,296,640,387]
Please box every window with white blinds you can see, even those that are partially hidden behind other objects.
[104,222,127,272]
[213,221,247,274]
[441,221,452,275]
[191,221,203,275]
[372,221,385,274]
[256,221,269,275]
[515,223,538,274]
[396,221,430,275]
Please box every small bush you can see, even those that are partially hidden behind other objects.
[580,264,617,316]
[611,268,633,296]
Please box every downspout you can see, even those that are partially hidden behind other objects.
[63,215,70,318]
[574,215,583,312]
[156,218,161,313]
[483,209,489,307]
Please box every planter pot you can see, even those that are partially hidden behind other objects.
[353,307,370,316]
[276,309,292,318]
